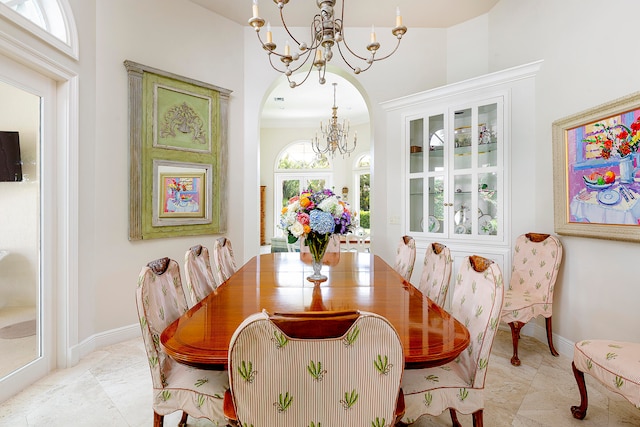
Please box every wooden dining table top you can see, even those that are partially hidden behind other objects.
[161,252,470,370]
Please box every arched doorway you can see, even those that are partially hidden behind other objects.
[259,71,372,249]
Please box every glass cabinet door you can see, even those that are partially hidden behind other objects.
[448,99,501,239]
[408,114,447,235]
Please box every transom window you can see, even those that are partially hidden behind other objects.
[276,141,330,170]
[0,0,75,57]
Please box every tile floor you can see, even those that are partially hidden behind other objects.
[0,329,639,426]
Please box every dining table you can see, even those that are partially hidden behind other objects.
[161,251,470,370]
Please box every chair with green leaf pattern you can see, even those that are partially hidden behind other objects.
[399,255,504,427]
[136,257,229,427]
[224,309,405,427]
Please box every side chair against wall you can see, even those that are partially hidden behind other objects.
[416,242,452,307]
[571,339,640,420]
[184,244,217,306]
[394,235,417,282]
[400,255,504,427]
[212,237,237,285]
[136,257,229,427]
[500,233,563,366]
[224,310,405,427]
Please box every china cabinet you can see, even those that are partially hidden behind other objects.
[382,61,542,309]
[407,98,503,241]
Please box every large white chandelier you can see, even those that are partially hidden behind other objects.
[248,0,407,88]
[312,83,357,158]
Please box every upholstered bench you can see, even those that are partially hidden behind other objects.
[571,339,640,419]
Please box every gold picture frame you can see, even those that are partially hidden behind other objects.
[552,91,640,242]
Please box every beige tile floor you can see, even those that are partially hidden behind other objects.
[0,329,639,426]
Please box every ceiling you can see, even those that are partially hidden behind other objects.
[189,0,499,128]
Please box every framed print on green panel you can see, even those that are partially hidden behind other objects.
[124,60,232,240]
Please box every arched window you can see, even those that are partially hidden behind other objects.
[276,141,330,170]
[0,0,77,58]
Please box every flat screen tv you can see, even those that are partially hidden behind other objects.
[0,131,23,182]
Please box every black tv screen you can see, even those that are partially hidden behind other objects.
[0,131,23,182]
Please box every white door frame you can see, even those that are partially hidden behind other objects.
[0,35,79,402]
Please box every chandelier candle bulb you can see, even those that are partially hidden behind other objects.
[284,40,290,56]
[396,7,402,27]
[266,22,272,43]
[370,25,376,43]
[252,0,259,19]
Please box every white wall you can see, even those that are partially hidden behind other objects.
[485,0,640,343]
[84,0,245,338]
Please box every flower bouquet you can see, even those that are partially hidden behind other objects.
[279,188,352,281]
[583,117,640,183]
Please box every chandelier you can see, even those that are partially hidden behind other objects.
[312,83,357,158]
[248,0,407,88]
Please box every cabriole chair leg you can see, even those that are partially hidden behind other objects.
[571,362,588,420]
[545,316,559,356]
[449,408,462,427]
[178,411,189,427]
[508,321,524,366]
[153,412,163,427]
[472,409,484,427]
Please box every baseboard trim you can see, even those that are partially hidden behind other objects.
[68,323,141,365]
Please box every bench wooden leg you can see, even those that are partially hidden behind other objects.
[178,411,188,427]
[153,412,163,427]
[571,361,588,420]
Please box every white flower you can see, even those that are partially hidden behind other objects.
[289,221,305,238]
[317,196,343,217]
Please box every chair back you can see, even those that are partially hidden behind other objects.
[508,233,563,306]
[451,255,504,388]
[136,257,189,388]
[212,237,237,284]
[184,244,216,305]
[394,235,416,281]
[417,242,452,307]
[228,310,404,427]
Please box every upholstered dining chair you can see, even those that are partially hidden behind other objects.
[183,244,217,306]
[416,242,452,307]
[136,257,229,427]
[394,235,417,282]
[400,255,504,427]
[501,232,563,366]
[571,339,640,420]
[212,237,237,285]
[224,310,405,427]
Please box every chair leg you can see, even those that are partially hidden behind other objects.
[545,316,559,356]
[449,408,462,427]
[153,412,163,427]
[178,411,189,427]
[571,362,588,420]
[508,321,524,366]
[472,409,484,427]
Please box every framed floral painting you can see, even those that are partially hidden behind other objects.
[552,91,640,242]
[124,60,232,240]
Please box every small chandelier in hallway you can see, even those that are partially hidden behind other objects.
[312,83,357,158]
[248,0,407,88]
